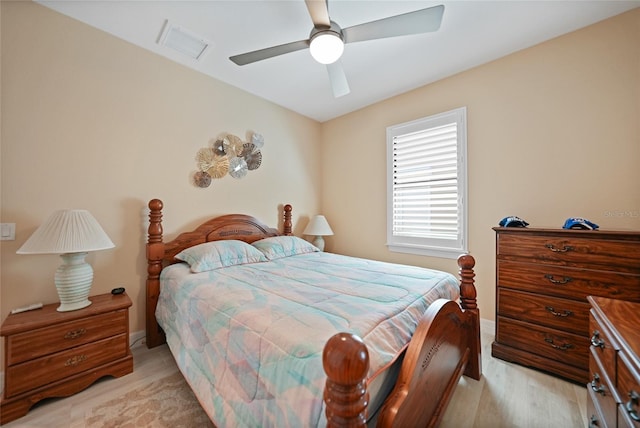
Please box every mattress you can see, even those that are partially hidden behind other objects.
[156,251,459,427]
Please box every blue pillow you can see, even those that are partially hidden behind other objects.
[175,240,267,273]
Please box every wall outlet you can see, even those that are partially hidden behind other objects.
[1,223,16,241]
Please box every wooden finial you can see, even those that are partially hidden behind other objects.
[283,204,293,235]
[323,333,369,428]
[458,253,477,310]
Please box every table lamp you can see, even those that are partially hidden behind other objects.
[303,215,334,251]
[16,209,115,312]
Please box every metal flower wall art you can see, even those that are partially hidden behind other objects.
[193,132,264,188]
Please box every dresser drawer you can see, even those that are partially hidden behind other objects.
[496,233,640,272]
[4,334,128,398]
[590,312,619,383]
[497,288,589,336]
[589,349,618,425]
[619,405,639,428]
[618,353,640,427]
[588,386,611,428]
[6,310,128,366]
[497,260,640,302]
[496,316,589,369]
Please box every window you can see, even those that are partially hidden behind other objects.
[386,107,467,259]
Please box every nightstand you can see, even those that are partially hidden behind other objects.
[0,292,133,424]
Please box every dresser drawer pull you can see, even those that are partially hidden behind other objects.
[590,373,605,395]
[626,390,640,421]
[589,415,599,428]
[590,331,605,349]
[64,354,87,367]
[64,328,87,340]
[545,243,574,253]
[544,274,572,285]
[544,337,573,350]
[545,306,573,317]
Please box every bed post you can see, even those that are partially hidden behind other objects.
[146,199,166,348]
[323,333,370,428]
[283,204,293,235]
[458,254,482,380]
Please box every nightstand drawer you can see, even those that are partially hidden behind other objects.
[497,288,589,336]
[497,260,640,301]
[6,310,127,365]
[4,334,128,398]
[496,233,640,270]
[496,316,589,369]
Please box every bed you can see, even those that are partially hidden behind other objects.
[145,199,481,427]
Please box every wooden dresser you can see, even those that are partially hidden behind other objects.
[0,292,133,424]
[588,296,640,428]
[492,227,640,384]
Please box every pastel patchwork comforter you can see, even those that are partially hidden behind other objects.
[156,251,459,427]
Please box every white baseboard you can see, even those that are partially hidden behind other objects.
[129,330,146,349]
[480,317,495,331]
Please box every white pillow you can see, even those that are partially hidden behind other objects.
[175,239,267,273]
[252,236,319,260]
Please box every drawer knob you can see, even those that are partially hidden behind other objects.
[589,415,599,428]
[545,306,573,317]
[545,243,574,253]
[626,390,640,421]
[590,331,605,349]
[544,337,573,351]
[64,328,87,340]
[64,354,87,367]
[590,373,605,395]
[544,274,572,285]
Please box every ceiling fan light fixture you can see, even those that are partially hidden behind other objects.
[309,31,344,65]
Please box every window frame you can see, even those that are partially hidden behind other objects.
[386,107,468,259]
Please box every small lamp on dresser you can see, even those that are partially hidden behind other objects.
[304,215,334,251]
[16,209,115,312]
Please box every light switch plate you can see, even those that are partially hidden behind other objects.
[1,223,16,241]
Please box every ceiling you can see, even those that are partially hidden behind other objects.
[37,0,639,122]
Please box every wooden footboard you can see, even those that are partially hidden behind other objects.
[323,254,481,427]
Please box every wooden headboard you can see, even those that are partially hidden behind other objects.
[145,198,293,347]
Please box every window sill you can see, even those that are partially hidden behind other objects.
[386,243,467,259]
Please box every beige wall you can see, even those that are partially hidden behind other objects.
[0,1,322,350]
[321,8,640,321]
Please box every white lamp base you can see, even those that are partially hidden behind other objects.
[311,235,326,252]
[55,252,94,312]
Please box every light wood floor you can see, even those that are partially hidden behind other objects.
[2,319,587,427]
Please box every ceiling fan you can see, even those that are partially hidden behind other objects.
[229,1,444,98]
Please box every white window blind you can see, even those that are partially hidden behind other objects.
[386,107,467,258]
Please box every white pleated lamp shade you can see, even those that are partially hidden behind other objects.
[304,215,333,252]
[303,215,334,237]
[17,210,114,254]
[17,210,114,312]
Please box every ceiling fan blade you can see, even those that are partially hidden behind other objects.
[326,61,350,98]
[230,39,310,66]
[343,4,444,44]
[305,0,331,27]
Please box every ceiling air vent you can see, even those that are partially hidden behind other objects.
[157,20,212,61]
